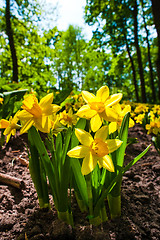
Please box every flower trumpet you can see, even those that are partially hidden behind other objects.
[76,86,122,132]
[67,126,122,175]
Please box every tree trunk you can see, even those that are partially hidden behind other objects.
[141,0,156,102]
[133,0,147,103]
[151,0,160,102]
[5,0,18,83]
[124,33,140,102]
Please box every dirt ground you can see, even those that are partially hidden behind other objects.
[0,124,160,240]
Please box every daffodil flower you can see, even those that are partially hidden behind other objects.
[109,104,135,134]
[67,126,122,175]
[0,112,21,142]
[59,108,77,127]
[17,93,61,134]
[76,86,122,132]
[50,114,66,135]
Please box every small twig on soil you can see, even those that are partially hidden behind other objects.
[17,155,29,167]
[0,172,25,189]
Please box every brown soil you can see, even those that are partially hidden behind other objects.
[0,124,160,240]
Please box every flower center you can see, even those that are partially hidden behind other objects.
[22,96,42,118]
[117,116,123,126]
[62,114,72,124]
[89,102,105,113]
[91,138,109,157]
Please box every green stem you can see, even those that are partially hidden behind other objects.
[107,194,121,219]
[86,173,93,217]
[100,205,108,222]
[75,191,88,213]
[107,178,122,219]
[89,205,108,225]
[58,210,74,227]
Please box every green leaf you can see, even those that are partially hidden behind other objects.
[106,112,130,197]
[116,112,130,170]
[28,128,50,208]
[94,144,151,217]
[61,127,72,165]
[1,89,28,119]
[53,89,72,105]
[70,118,88,207]
[28,126,59,208]
[123,144,151,173]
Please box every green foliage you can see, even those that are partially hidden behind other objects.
[85,0,158,103]
[0,89,27,119]
[152,135,160,154]
[0,0,159,102]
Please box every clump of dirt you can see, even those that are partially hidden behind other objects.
[0,124,160,240]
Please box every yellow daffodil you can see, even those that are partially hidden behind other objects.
[76,86,122,132]
[0,97,3,104]
[109,104,135,134]
[0,112,21,142]
[134,113,145,124]
[152,105,160,115]
[51,114,67,135]
[73,100,84,112]
[134,104,149,114]
[149,111,156,121]
[67,126,122,175]
[146,117,160,135]
[65,102,71,112]
[59,108,77,127]
[17,93,61,134]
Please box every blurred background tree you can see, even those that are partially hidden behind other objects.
[0,0,159,103]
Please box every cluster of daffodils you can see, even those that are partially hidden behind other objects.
[145,110,160,135]
[0,93,61,141]
[0,86,136,176]
[67,86,134,175]
[0,85,150,226]
[122,102,160,154]
[130,103,160,136]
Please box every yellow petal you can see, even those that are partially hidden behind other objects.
[94,125,108,141]
[20,119,34,134]
[129,118,135,128]
[52,104,61,113]
[82,91,96,103]
[112,103,121,115]
[106,139,123,153]
[75,128,93,146]
[90,113,102,132]
[42,115,47,128]
[39,93,54,108]
[0,119,9,129]
[11,128,16,136]
[102,107,118,122]
[67,145,90,158]
[109,122,118,134]
[121,105,131,116]
[6,133,12,143]
[42,104,61,116]
[17,110,33,120]
[105,93,122,107]
[76,105,97,119]
[96,86,109,103]
[81,152,97,175]
[22,95,37,109]
[99,155,114,172]
[35,116,51,133]
[4,126,11,135]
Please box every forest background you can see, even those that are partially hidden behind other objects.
[0,0,160,104]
